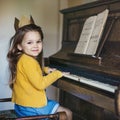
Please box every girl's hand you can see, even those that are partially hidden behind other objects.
[48,67,56,73]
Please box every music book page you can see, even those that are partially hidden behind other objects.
[74,16,97,54]
[74,9,109,55]
[85,9,109,55]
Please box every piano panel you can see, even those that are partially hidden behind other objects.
[48,0,120,120]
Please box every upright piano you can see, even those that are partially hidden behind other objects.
[48,0,120,120]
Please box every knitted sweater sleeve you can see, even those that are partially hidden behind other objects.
[18,55,63,90]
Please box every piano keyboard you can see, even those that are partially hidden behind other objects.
[63,74,117,93]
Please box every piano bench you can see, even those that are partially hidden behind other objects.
[0,109,67,120]
[0,98,67,120]
[0,109,17,119]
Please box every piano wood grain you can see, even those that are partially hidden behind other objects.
[55,78,115,113]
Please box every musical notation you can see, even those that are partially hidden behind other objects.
[74,9,109,55]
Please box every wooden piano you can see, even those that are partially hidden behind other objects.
[47,0,120,120]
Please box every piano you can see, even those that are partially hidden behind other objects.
[47,0,120,120]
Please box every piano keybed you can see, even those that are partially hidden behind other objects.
[63,74,117,93]
[50,64,118,93]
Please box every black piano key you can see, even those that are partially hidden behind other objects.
[49,64,120,86]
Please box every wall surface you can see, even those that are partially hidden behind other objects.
[68,0,97,7]
[0,0,68,110]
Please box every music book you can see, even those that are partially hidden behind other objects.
[74,9,109,55]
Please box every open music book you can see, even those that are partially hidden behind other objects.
[74,9,109,55]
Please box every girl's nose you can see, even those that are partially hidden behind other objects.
[33,43,38,47]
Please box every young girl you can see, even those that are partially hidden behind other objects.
[7,24,72,120]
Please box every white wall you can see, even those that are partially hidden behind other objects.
[68,0,97,7]
[0,0,68,110]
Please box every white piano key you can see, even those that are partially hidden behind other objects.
[80,77,117,93]
[63,74,117,93]
[63,74,80,81]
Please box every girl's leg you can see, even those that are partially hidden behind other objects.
[56,106,72,120]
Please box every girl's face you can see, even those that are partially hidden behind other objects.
[18,31,42,57]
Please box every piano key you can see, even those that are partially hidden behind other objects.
[63,74,117,93]
[63,74,80,81]
[80,77,117,93]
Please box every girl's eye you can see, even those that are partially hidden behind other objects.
[37,40,42,43]
[27,42,32,44]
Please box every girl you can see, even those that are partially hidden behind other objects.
[7,24,72,120]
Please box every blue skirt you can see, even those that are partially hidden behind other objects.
[15,99,59,117]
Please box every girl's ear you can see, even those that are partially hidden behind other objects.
[17,44,22,51]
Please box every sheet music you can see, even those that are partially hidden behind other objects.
[86,9,109,55]
[74,9,109,55]
[74,16,97,54]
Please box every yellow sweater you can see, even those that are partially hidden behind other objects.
[12,54,62,107]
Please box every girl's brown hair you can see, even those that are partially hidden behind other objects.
[7,24,44,88]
